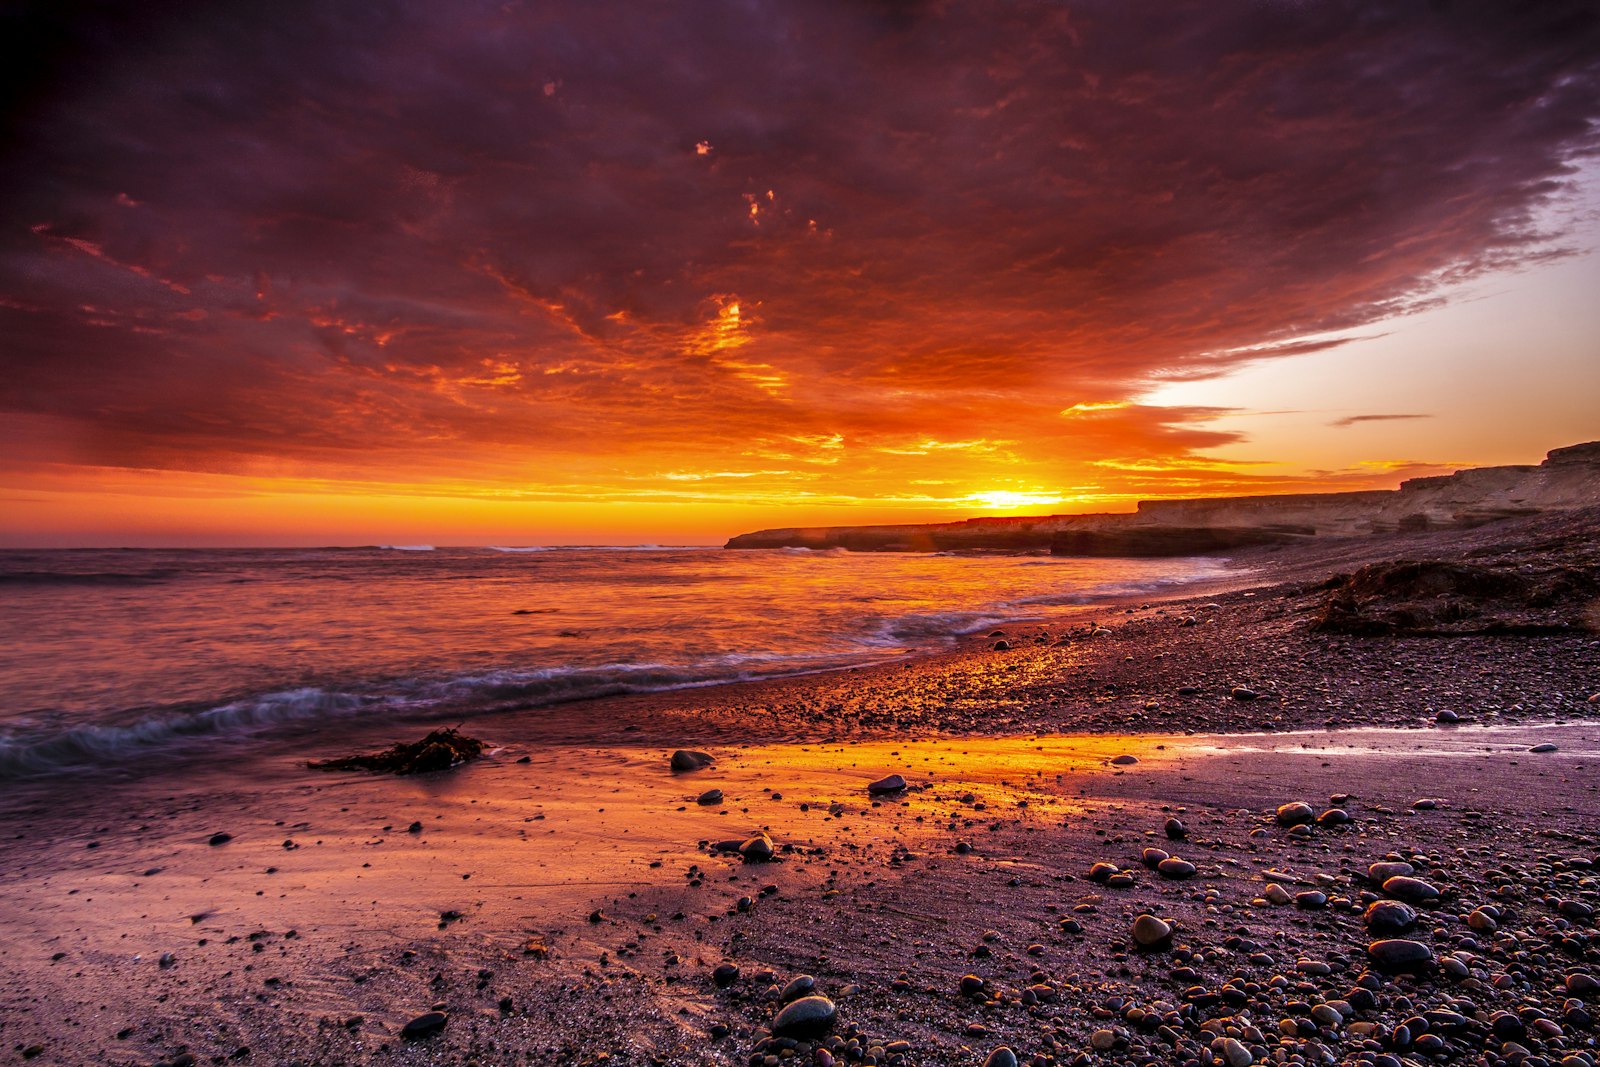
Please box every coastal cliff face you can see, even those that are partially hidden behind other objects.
[723,441,1600,555]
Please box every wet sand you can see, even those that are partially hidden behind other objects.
[1,512,1598,1066]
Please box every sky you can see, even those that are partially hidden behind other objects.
[2,0,1598,547]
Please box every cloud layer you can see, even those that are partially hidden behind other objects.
[2,0,1598,512]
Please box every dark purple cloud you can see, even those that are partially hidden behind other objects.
[1329,413,1434,429]
[1,0,1597,488]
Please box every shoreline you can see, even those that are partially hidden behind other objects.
[1,509,1596,1065]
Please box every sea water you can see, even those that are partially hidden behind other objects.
[0,545,1234,776]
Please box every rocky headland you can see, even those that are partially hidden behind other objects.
[724,441,1600,556]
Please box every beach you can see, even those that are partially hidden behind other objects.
[1,509,1597,1066]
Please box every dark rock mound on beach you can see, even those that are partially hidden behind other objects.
[1311,557,1600,636]
[308,728,486,774]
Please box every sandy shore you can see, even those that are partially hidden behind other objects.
[1,511,1597,1066]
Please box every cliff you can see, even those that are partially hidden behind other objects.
[723,441,1600,556]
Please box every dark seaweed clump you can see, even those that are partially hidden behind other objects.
[309,728,486,774]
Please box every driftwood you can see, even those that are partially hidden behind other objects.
[309,728,486,775]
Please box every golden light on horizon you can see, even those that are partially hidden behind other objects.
[966,490,1066,513]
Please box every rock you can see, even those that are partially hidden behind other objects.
[1262,883,1292,906]
[1367,939,1434,974]
[867,774,907,795]
[712,963,740,986]
[1222,1036,1254,1067]
[1131,914,1172,950]
[1142,847,1169,868]
[208,832,232,846]
[1435,709,1459,724]
[1157,857,1196,879]
[959,974,986,995]
[670,750,714,772]
[991,639,1011,651]
[1110,754,1139,765]
[1568,972,1599,997]
[1294,890,1328,909]
[400,1011,448,1039]
[983,1049,1020,1067]
[1087,862,1119,883]
[770,995,836,1040]
[696,789,724,805]
[1316,807,1352,826]
[1529,743,1559,753]
[1163,817,1186,840]
[1368,860,1414,882]
[779,975,816,1002]
[1231,687,1258,701]
[1090,1029,1117,1050]
[1382,875,1440,903]
[1364,900,1418,934]
[1275,802,1314,826]
[739,834,775,862]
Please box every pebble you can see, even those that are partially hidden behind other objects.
[697,789,724,805]
[712,963,740,986]
[1435,709,1459,723]
[1222,1036,1254,1067]
[1157,857,1196,879]
[1381,875,1440,902]
[770,995,836,1039]
[739,834,775,862]
[1163,817,1186,840]
[1367,939,1434,973]
[400,1011,448,1040]
[867,774,907,794]
[779,975,816,1002]
[1364,899,1417,933]
[1130,914,1172,949]
[670,749,714,772]
[1368,860,1414,882]
[1231,687,1258,701]
[1275,802,1314,826]
[1569,972,1599,997]
[1110,754,1138,765]
[1529,742,1559,753]
[1090,1029,1117,1050]
[207,832,232,846]
[982,1049,1019,1067]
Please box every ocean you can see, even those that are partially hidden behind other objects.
[0,545,1234,777]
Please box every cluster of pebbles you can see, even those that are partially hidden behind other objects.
[695,787,1598,1067]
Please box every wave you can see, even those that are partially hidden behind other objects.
[378,544,436,552]
[0,658,848,781]
[0,688,368,779]
[0,569,178,586]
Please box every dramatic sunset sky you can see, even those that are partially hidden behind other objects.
[3,1,1598,546]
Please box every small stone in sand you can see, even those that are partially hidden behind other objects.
[1110,754,1138,765]
[671,750,714,772]
[697,789,724,805]
[1274,802,1314,826]
[208,832,232,846]
[1367,939,1434,974]
[770,995,836,1039]
[400,1011,448,1039]
[1528,742,1558,753]
[867,774,907,794]
[1130,914,1171,950]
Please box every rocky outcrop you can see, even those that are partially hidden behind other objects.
[723,441,1600,556]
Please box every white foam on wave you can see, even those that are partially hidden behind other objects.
[0,688,367,779]
[379,544,436,551]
